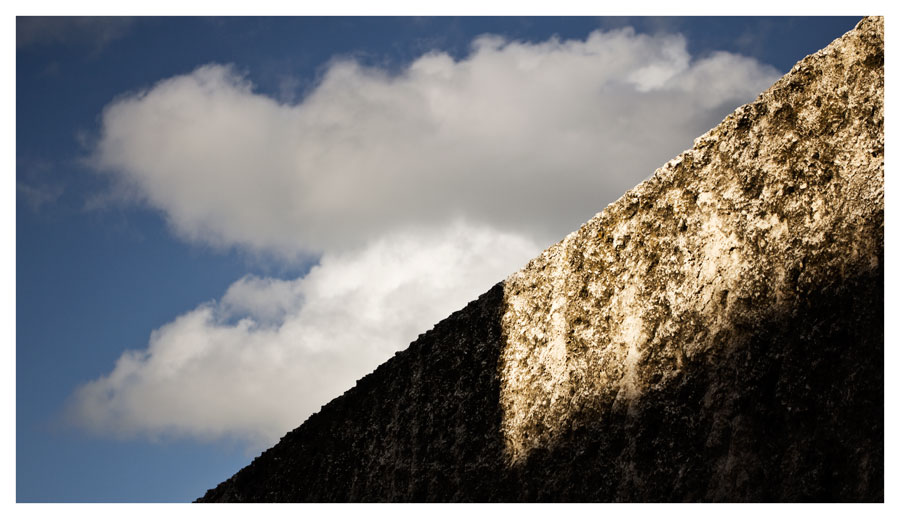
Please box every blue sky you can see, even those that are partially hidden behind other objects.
[16,16,862,502]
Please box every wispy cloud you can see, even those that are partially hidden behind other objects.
[17,157,64,212]
[17,182,63,212]
[17,17,133,52]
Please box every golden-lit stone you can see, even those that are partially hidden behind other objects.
[499,16,883,464]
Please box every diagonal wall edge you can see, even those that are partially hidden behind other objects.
[198,16,883,502]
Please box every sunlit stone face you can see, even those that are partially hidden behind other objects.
[498,15,883,463]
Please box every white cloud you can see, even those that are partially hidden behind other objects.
[68,221,539,447]
[220,275,305,326]
[92,27,779,257]
[73,26,783,446]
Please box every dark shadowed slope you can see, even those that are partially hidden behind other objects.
[198,16,883,502]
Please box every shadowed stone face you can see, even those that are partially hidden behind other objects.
[198,17,883,502]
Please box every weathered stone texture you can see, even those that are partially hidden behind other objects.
[199,284,513,502]
[198,16,883,502]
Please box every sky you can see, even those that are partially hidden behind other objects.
[15,15,865,503]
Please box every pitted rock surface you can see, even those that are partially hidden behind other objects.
[198,16,882,502]
[499,15,883,465]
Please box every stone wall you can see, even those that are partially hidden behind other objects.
[198,16,883,502]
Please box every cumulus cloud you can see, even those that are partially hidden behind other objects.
[68,222,539,447]
[73,27,783,446]
[92,27,780,257]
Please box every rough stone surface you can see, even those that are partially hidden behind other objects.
[198,17,883,502]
